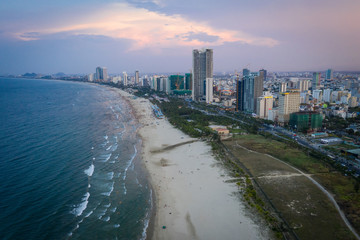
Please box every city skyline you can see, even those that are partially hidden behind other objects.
[1,0,360,74]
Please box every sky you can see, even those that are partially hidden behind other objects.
[1,0,360,75]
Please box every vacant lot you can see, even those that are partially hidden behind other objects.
[224,135,357,240]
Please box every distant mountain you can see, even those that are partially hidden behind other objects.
[54,72,66,77]
[22,72,37,77]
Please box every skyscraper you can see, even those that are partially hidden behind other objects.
[135,70,139,85]
[236,74,244,111]
[257,95,273,118]
[280,82,287,93]
[123,72,128,86]
[326,69,333,80]
[192,49,213,101]
[312,72,321,89]
[298,79,310,92]
[259,69,267,81]
[278,90,300,123]
[185,73,192,90]
[236,69,264,113]
[95,67,108,82]
[206,78,214,103]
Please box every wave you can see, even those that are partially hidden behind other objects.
[84,210,93,218]
[84,164,95,177]
[102,216,110,222]
[106,145,112,151]
[107,172,114,180]
[98,153,112,162]
[110,207,117,213]
[114,224,120,228]
[72,192,90,217]
[141,189,153,240]
[123,145,138,181]
[102,182,114,196]
[123,183,127,195]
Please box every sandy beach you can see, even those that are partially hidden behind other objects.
[117,89,270,240]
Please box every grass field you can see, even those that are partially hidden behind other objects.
[223,134,360,240]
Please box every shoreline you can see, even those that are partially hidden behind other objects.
[114,88,271,240]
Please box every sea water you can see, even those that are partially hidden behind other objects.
[0,78,152,240]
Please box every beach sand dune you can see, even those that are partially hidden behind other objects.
[117,89,270,240]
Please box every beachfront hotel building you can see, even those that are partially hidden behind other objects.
[192,48,213,101]
[95,67,108,82]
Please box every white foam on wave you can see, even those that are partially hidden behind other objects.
[110,207,117,213]
[84,210,93,218]
[111,144,118,151]
[114,224,120,228]
[102,216,110,222]
[106,145,112,151]
[98,153,112,162]
[123,145,137,181]
[102,182,114,196]
[72,192,90,217]
[123,183,127,195]
[104,135,108,140]
[84,164,95,177]
[107,172,114,180]
[141,189,153,240]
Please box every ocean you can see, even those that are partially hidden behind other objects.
[0,78,152,240]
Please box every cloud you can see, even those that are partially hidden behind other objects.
[8,3,278,50]
[182,31,219,43]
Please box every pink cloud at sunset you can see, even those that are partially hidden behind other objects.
[12,3,279,50]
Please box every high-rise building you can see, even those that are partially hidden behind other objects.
[298,79,310,92]
[95,67,108,82]
[206,78,214,103]
[243,68,250,77]
[312,72,321,89]
[312,89,322,102]
[256,95,273,119]
[169,75,185,90]
[237,70,264,113]
[259,69,267,81]
[135,71,139,85]
[88,73,94,82]
[326,69,333,80]
[323,89,332,103]
[185,73,192,90]
[236,74,244,111]
[192,49,213,101]
[289,112,323,132]
[123,72,128,86]
[278,90,300,123]
[280,82,287,93]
